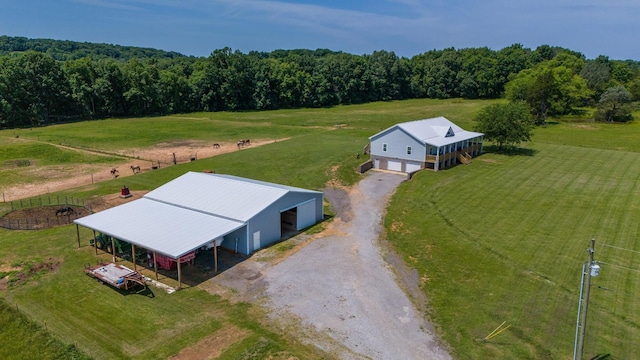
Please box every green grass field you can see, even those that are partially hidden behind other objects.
[386,121,640,358]
[1,98,639,359]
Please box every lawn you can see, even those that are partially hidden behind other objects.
[0,98,499,359]
[1,98,638,359]
[385,121,640,358]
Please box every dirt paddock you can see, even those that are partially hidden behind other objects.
[1,139,281,202]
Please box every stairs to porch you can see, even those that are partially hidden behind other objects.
[457,152,472,165]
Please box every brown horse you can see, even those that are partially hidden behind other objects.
[110,168,119,178]
[130,165,141,174]
[213,143,221,149]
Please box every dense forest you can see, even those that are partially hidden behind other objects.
[1,36,639,128]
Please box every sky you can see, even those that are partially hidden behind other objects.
[0,0,638,60]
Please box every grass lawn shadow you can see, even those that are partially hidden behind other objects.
[482,144,537,157]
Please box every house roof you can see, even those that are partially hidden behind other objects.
[370,116,483,147]
[75,172,322,258]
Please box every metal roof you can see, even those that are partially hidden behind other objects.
[75,198,245,258]
[370,116,484,147]
[145,172,320,222]
[75,172,323,259]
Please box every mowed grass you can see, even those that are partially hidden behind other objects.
[0,225,324,359]
[0,98,499,359]
[1,98,638,359]
[386,139,640,358]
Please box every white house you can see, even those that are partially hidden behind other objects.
[369,116,484,172]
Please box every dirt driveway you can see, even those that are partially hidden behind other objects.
[211,171,451,359]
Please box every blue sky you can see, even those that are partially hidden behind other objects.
[0,0,637,60]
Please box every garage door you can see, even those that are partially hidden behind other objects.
[387,159,402,172]
[405,161,422,173]
[296,199,316,230]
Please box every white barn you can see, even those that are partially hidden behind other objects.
[369,117,484,172]
[75,172,324,258]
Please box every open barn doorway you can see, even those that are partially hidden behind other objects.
[281,207,298,239]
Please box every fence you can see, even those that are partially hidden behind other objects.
[0,196,90,230]
[5,195,86,210]
[0,211,85,230]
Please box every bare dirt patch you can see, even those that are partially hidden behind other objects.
[574,124,597,130]
[0,257,63,290]
[0,205,88,230]
[85,190,149,213]
[169,324,251,360]
[1,138,285,202]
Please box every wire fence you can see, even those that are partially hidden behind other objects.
[0,196,91,230]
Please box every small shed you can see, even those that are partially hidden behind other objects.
[74,172,324,287]
[369,116,484,172]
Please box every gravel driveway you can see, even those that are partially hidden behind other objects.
[258,171,451,359]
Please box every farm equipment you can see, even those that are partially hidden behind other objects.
[84,263,146,291]
[90,233,131,254]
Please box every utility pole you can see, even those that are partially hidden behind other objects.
[574,238,599,360]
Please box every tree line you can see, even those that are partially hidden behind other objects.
[1,37,639,128]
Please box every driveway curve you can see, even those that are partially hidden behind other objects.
[261,171,451,359]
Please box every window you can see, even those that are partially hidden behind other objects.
[382,143,388,152]
[407,146,412,155]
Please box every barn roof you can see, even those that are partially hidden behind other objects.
[145,172,294,222]
[370,116,483,147]
[75,172,322,258]
[74,198,244,258]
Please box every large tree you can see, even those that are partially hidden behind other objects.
[474,101,534,151]
[505,52,592,123]
[594,85,633,122]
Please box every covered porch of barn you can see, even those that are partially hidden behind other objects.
[74,197,246,290]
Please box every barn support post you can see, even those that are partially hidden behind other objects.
[111,237,116,263]
[153,252,158,280]
[75,224,81,249]
[177,260,182,289]
[131,244,137,271]
[214,242,218,273]
[93,230,97,255]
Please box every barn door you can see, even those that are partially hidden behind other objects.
[253,231,261,251]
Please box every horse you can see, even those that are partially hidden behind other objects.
[130,165,141,174]
[237,139,250,148]
[110,168,119,178]
[55,207,74,216]
[213,143,221,149]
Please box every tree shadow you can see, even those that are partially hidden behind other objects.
[482,144,537,157]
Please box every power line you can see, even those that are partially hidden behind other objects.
[599,243,640,255]
[597,260,640,274]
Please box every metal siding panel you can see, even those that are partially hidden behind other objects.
[296,199,316,230]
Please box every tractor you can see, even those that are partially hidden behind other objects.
[90,233,131,255]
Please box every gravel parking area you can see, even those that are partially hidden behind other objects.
[259,171,451,359]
